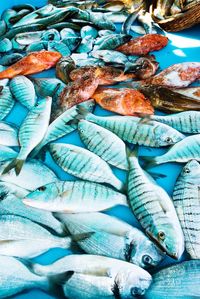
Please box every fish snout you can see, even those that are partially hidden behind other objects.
[131,287,145,297]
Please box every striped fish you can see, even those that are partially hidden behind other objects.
[173,160,200,259]
[127,149,184,259]
[151,111,200,133]
[0,86,15,121]
[49,143,125,192]
[23,180,128,212]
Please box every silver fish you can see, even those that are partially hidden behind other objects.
[173,160,200,259]
[0,145,17,162]
[0,121,19,146]
[56,212,164,268]
[0,86,15,121]
[23,180,127,212]
[49,143,125,191]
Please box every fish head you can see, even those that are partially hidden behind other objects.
[78,119,94,139]
[180,160,200,182]
[155,125,185,146]
[114,267,152,298]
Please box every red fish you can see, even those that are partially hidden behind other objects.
[0,50,62,79]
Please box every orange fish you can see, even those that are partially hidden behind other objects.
[0,50,62,79]
[116,34,168,55]
[93,87,154,116]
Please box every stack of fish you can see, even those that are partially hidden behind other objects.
[0,1,199,299]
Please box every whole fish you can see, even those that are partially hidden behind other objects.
[49,143,125,191]
[0,214,81,258]
[127,149,185,259]
[143,134,200,167]
[0,256,59,298]
[116,34,168,55]
[78,110,185,147]
[151,111,200,133]
[0,145,17,162]
[0,158,58,191]
[144,62,200,87]
[78,119,128,170]
[56,212,164,268]
[0,86,15,121]
[0,181,65,235]
[0,121,19,146]
[92,87,154,115]
[32,254,152,298]
[23,180,127,212]
[144,260,200,298]
[0,50,62,79]
[173,160,200,259]
[3,97,52,175]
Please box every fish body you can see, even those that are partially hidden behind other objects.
[94,34,132,50]
[49,143,124,191]
[23,180,127,212]
[0,50,62,79]
[0,86,15,120]
[144,260,200,298]
[0,121,19,146]
[81,112,185,147]
[56,212,164,268]
[127,150,184,259]
[173,160,200,259]
[78,119,128,170]
[32,77,66,98]
[0,145,17,162]
[32,254,152,298]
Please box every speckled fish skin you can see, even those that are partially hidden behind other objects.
[151,111,200,133]
[49,143,125,191]
[0,158,58,191]
[144,260,200,298]
[81,112,185,147]
[0,121,19,146]
[78,119,128,170]
[145,134,200,167]
[3,97,52,175]
[23,180,127,212]
[31,100,95,158]
[0,256,51,298]
[56,212,164,268]
[127,151,184,259]
[0,86,15,120]
[0,214,73,258]
[32,254,152,298]
[0,181,65,236]
[173,160,200,259]
[9,75,36,109]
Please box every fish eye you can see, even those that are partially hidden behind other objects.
[142,255,153,266]
[184,167,190,174]
[165,137,172,143]
[37,186,46,191]
[131,287,144,296]
[158,231,165,240]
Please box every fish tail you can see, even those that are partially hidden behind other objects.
[140,155,158,169]
[47,271,74,296]
[2,159,25,175]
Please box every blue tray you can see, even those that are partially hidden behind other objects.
[0,1,200,299]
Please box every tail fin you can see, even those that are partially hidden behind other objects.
[140,155,158,169]
[126,145,139,159]
[2,159,24,175]
[47,271,74,297]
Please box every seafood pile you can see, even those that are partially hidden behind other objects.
[0,1,199,299]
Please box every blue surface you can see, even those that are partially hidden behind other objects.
[0,1,200,298]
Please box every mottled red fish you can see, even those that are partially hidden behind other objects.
[0,50,62,79]
[93,87,154,116]
[133,55,159,79]
[116,34,168,55]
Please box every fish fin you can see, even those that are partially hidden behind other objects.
[48,271,74,298]
[140,156,157,169]
[76,105,90,120]
[66,118,79,126]
[149,171,166,179]
[71,232,94,243]
[126,145,139,158]
[2,159,24,176]
[52,83,62,97]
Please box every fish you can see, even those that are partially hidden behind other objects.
[0,181,65,236]
[0,145,18,162]
[131,55,159,79]
[0,53,24,66]
[116,34,168,55]
[42,28,60,41]
[143,134,200,167]
[49,143,125,191]
[173,86,200,101]
[56,212,164,268]
[78,109,185,147]
[127,148,185,259]
[55,56,76,83]
[0,38,12,52]
[151,111,200,133]
[0,50,62,79]
[48,40,71,56]
[31,254,152,298]
[76,35,95,53]
[31,100,95,158]
[9,75,37,109]
[0,158,58,191]
[144,260,200,298]
[32,77,66,98]
[173,160,200,259]
[23,180,127,212]
[3,97,52,175]
[77,119,128,170]
[94,34,132,50]
[92,87,154,115]
[80,25,98,38]
[0,86,15,121]
[0,121,19,146]
[143,62,200,87]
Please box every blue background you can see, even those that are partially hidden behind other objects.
[0,0,200,298]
